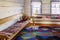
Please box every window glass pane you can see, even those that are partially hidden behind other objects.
[52,4,56,8]
[51,2,60,14]
[31,2,41,16]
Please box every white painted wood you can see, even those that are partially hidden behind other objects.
[0,0,24,19]
[34,22,60,24]
[0,18,19,31]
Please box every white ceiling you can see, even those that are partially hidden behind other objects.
[32,0,41,2]
[51,0,60,2]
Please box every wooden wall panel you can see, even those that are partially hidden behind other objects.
[0,14,22,25]
[0,0,24,19]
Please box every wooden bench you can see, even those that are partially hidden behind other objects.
[0,20,30,40]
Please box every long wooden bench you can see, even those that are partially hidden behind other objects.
[0,20,30,40]
[30,16,60,27]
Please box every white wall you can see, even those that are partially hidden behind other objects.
[42,0,50,14]
[0,0,24,19]
[0,0,24,31]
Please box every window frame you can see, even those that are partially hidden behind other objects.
[50,1,60,15]
[31,1,42,16]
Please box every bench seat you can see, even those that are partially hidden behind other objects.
[0,20,30,40]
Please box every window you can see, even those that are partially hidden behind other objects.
[31,2,41,16]
[51,2,60,14]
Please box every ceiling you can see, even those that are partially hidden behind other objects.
[32,0,41,2]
